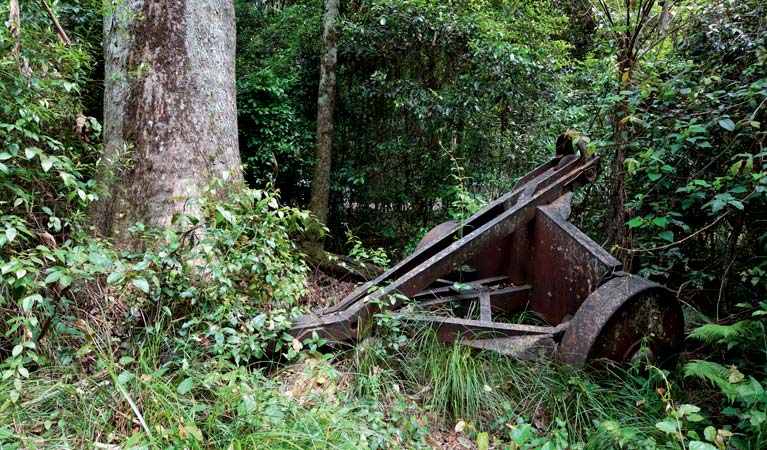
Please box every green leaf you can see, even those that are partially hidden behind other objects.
[510,423,532,444]
[627,217,644,229]
[647,172,662,181]
[177,377,194,395]
[40,156,54,173]
[117,371,134,384]
[106,272,124,285]
[59,274,73,288]
[689,441,717,450]
[718,118,735,132]
[652,217,668,228]
[659,231,674,242]
[655,419,678,434]
[21,294,42,313]
[678,404,700,416]
[44,270,62,285]
[5,227,17,242]
[704,426,717,441]
[476,432,489,450]
[132,277,150,294]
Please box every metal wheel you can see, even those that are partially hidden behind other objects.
[559,275,684,369]
[414,220,457,252]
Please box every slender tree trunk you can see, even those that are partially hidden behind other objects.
[92,0,243,248]
[606,51,632,257]
[307,0,339,245]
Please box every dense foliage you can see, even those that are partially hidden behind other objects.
[1,0,766,448]
[237,0,573,252]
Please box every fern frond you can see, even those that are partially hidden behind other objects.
[687,321,750,344]
[683,360,740,402]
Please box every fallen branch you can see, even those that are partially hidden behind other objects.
[40,0,71,46]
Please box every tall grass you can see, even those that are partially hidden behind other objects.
[0,333,424,449]
[351,324,672,445]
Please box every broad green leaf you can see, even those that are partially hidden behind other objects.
[510,423,532,444]
[718,118,735,131]
[704,426,717,441]
[177,377,194,395]
[117,371,134,384]
[652,217,668,227]
[21,294,42,313]
[44,270,62,285]
[5,227,17,242]
[689,441,717,450]
[655,419,678,434]
[59,274,73,287]
[689,124,707,133]
[132,277,150,294]
[40,156,54,172]
[659,231,674,242]
[106,272,124,284]
[678,404,700,415]
[476,432,489,450]
[729,200,744,210]
[647,172,662,181]
[627,217,643,229]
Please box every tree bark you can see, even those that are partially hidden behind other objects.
[93,0,243,248]
[307,0,339,245]
[606,51,632,259]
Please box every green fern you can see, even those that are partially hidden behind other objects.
[683,360,741,401]
[687,321,750,345]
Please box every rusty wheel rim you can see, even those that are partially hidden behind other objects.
[559,275,684,369]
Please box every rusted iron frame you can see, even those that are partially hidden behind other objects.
[410,275,510,300]
[526,201,623,324]
[289,155,600,343]
[392,314,567,342]
[315,157,572,316]
[414,285,532,309]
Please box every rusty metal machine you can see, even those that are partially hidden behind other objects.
[290,134,684,368]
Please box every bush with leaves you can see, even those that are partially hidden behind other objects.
[103,182,311,364]
[0,1,100,375]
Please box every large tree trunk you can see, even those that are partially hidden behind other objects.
[307,0,339,245]
[93,0,243,248]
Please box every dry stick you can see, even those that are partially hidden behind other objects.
[40,0,71,46]
[618,211,730,253]
[10,0,20,56]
